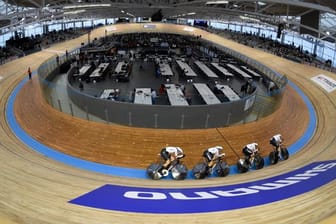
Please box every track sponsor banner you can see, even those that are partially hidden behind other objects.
[106,26,117,31]
[311,74,336,93]
[69,161,336,213]
[143,24,156,29]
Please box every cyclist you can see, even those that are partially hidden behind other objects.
[160,146,184,170]
[242,143,259,166]
[270,134,283,157]
[202,146,225,172]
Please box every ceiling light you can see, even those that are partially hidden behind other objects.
[64,9,86,15]
[126,12,135,17]
[63,4,111,9]
[257,2,266,6]
[206,1,229,5]
[187,12,196,15]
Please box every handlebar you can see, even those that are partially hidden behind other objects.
[218,153,225,158]
[157,153,185,159]
[176,154,185,159]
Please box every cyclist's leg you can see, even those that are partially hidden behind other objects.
[242,147,252,166]
[277,143,282,158]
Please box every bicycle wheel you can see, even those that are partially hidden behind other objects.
[146,163,162,180]
[269,151,279,165]
[254,154,264,169]
[237,159,249,173]
[171,164,188,180]
[281,147,289,160]
[214,161,230,177]
[192,162,208,179]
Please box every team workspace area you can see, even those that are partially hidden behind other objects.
[52,31,280,128]
[67,33,267,104]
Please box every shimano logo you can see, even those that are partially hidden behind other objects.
[70,161,336,213]
[124,163,336,200]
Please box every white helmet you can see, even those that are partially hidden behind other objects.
[216,146,223,150]
[176,147,184,154]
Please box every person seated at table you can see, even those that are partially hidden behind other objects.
[168,57,172,65]
[182,68,188,74]
[78,81,84,91]
[155,67,161,78]
[90,61,96,70]
[151,89,157,103]
[185,92,192,104]
[213,86,221,94]
[159,84,166,95]
[179,84,186,94]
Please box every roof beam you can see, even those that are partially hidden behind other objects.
[173,0,336,14]
[295,8,315,17]
[24,0,40,8]
[320,32,336,40]
[285,19,336,42]
[257,3,275,13]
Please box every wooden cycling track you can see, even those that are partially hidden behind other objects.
[0,23,335,224]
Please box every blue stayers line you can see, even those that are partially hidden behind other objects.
[6,73,146,179]
[286,80,317,154]
[6,74,317,179]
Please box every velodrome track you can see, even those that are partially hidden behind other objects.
[0,23,335,223]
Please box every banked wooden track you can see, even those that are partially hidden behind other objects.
[0,23,335,224]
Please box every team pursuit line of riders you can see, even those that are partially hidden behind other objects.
[147,134,289,180]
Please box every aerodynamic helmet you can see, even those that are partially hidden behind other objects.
[216,146,223,150]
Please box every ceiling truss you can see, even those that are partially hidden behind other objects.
[0,0,335,42]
